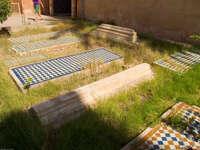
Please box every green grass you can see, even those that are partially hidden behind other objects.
[54,65,200,150]
[164,115,188,133]
[0,19,199,150]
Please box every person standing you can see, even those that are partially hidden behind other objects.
[21,0,26,24]
[33,0,44,21]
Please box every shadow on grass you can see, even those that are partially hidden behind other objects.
[54,109,130,150]
[0,85,132,150]
[138,34,190,54]
[1,66,200,150]
[0,110,46,150]
[0,105,131,150]
[33,89,131,150]
[0,27,11,37]
[50,19,98,49]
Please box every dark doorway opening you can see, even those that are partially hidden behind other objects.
[54,0,71,16]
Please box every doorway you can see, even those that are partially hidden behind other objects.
[53,0,71,16]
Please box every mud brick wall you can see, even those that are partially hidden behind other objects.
[81,0,200,44]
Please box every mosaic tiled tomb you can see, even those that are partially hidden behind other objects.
[162,102,200,144]
[122,102,200,150]
[8,32,66,43]
[136,123,200,150]
[9,48,123,92]
[154,51,200,72]
[12,36,81,55]
[5,54,49,66]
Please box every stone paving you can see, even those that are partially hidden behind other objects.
[122,102,200,150]
[12,36,81,55]
[9,48,123,90]
[1,15,68,32]
[154,51,200,72]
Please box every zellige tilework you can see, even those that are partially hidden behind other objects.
[9,48,123,91]
[124,102,200,150]
[12,36,81,55]
[171,102,200,143]
[154,51,200,72]
[136,123,200,150]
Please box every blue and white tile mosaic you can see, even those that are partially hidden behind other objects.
[12,36,81,55]
[154,51,200,72]
[10,48,123,87]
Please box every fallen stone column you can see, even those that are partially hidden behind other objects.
[29,63,154,128]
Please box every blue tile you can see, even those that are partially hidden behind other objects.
[11,48,123,87]
[153,145,160,149]
[171,137,177,141]
[161,137,167,141]
[157,141,163,145]
[178,141,184,146]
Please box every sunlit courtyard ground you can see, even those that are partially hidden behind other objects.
[0,19,199,150]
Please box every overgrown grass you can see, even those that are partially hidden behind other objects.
[51,19,98,33]
[55,65,200,150]
[0,19,199,150]
[164,115,188,133]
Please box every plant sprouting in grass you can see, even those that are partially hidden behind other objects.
[190,35,200,40]
[165,113,200,141]
[164,115,187,132]
[24,77,33,90]
[84,53,104,77]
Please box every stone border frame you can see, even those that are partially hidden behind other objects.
[9,48,124,93]
[161,102,200,120]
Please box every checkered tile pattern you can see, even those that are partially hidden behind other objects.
[12,36,81,54]
[154,51,200,72]
[176,104,200,143]
[137,124,200,150]
[10,48,123,86]
[9,32,61,43]
[134,103,200,150]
